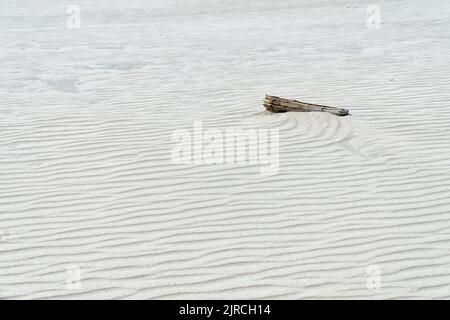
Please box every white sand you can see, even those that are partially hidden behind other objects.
[1,0,450,299]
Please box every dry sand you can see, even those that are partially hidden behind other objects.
[1,0,450,299]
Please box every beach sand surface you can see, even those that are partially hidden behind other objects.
[1,0,450,299]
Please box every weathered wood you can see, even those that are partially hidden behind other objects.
[263,95,349,116]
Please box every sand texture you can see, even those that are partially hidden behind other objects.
[1,0,450,299]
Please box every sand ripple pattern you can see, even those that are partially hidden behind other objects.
[1,0,450,299]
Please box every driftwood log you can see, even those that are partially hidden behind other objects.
[263,95,349,116]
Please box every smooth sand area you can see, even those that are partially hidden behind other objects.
[1,0,450,299]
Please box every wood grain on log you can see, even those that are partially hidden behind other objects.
[263,95,349,116]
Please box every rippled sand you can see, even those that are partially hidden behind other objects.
[1,0,450,299]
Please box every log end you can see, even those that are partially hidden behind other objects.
[331,108,349,116]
